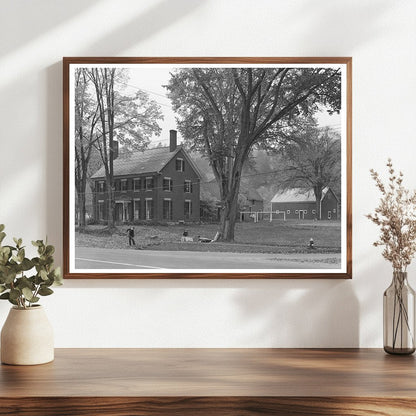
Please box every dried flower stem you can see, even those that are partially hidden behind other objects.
[366,159,416,272]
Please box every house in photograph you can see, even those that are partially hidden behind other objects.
[91,130,201,223]
[271,187,339,220]
[200,179,264,222]
[239,188,264,221]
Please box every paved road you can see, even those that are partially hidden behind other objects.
[75,247,341,270]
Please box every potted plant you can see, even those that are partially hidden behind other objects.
[367,160,416,354]
[0,224,62,365]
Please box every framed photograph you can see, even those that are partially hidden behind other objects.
[63,57,352,279]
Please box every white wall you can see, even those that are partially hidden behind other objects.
[0,0,415,347]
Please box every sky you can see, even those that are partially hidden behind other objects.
[123,65,342,148]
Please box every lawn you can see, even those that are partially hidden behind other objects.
[76,220,341,254]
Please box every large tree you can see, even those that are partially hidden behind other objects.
[167,67,341,241]
[86,68,163,227]
[277,123,341,219]
[74,68,100,231]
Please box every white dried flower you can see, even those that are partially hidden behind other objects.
[367,159,416,272]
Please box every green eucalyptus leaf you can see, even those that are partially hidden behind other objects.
[3,272,17,284]
[0,292,9,299]
[22,287,34,301]
[34,275,43,285]
[0,224,5,232]
[9,288,21,301]
[52,267,63,285]
[17,276,35,290]
[20,258,33,271]
[0,285,6,293]
[17,248,25,263]
[39,269,48,281]
[13,237,22,248]
[45,245,55,256]
[0,246,10,254]
[38,287,53,296]
[0,246,10,264]
[0,232,6,244]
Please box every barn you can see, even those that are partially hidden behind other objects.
[91,130,201,224]
[270,187,339,220]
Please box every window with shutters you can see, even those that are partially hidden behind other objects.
[145,199,154,220]
[134,199,141,220]
[163,199,173,220]
[145,177,154,191]
[163,177,173,192]
[184,200,192,220]
[184,180,192,193]
[96,181,106,193]
[134,178,141,191]
[121,179,128,192]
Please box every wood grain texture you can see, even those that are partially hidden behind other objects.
[1,397,416,416]
[1,349,416,414]
[63,57,352,279]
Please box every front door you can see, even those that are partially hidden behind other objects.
[299,210,305,220]
[124,202,132,222]
[115,203,123,222]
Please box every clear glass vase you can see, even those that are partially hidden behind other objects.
[383,271,415,355]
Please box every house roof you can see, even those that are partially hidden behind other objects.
[91,145,200,179]
[243,188,263,202]
[200,179,263,202]
[271,187,330,203]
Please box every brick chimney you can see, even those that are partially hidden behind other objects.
[169,129,177,152]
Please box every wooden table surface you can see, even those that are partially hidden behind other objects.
[1,348,416,415]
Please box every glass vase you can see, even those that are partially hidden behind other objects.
[383,271,415,355]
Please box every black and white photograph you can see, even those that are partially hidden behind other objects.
[64,58,351,278]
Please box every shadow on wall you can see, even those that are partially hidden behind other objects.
[233,280,359,348]
[293,0,394,52]
[1,0,101,57]
[85,0,204,55]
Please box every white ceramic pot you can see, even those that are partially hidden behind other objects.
[1,305,54,365]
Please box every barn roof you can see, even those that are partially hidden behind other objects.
[271,187,330,203]
[91,145,201,179]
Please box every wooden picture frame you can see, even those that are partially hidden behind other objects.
[63,57,352,279]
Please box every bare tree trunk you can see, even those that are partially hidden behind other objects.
[89,68,117,230]
[77,190,86,230]
[314,185,323,220]
[218,156,244,241]
[106,175,115,228]
[219,189,239,241]
[107,69,116,229]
